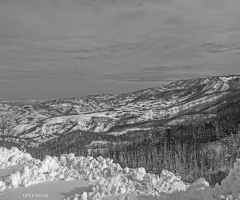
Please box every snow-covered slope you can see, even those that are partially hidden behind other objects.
[1,75,240,146]
[1,147,240,200]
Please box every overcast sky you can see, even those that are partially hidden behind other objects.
[0,0,240,100]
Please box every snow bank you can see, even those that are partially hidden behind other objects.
[2,147,240,200]
[0,147,37,169]
[202,159,240,200]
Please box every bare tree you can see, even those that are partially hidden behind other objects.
[0,114,15,147]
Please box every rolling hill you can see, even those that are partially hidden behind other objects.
[0,75,240,147]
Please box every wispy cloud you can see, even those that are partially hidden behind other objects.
[101,65,205,82]
[191,43,240,54]
[141,65,194,72]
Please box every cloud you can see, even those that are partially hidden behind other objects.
[101,73,201,82]
[1,0,240,99]
[141,65,194,72]
[101,65,204,82]
[191,43,240,54]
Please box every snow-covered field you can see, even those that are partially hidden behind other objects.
[0,180,90,200]
[0,147,240,200]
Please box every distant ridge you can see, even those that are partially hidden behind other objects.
[0,75,240,146]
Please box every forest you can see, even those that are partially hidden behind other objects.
[1,94,240,187]
[19,98,240,187]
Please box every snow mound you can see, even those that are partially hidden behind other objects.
[76,168,189,200]
[2,147,240,200]
[0,147,37,169]
[202,159,240,200]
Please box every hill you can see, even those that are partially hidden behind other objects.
[0,75,240,147]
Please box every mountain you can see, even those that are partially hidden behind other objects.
[0,75,240,147]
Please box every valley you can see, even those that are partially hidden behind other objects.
[0,75,239,147]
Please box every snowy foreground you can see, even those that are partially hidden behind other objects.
[0,148,240,200]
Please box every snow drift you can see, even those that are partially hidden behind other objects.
[1,147,240,199]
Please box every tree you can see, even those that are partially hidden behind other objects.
[0,114,32,149]
[0,114,15,147]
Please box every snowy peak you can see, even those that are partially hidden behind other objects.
[163,75,239,92]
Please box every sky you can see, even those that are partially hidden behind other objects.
[0,0,240,100]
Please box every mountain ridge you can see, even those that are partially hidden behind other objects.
[0,75,240,147]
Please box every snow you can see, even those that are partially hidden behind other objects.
[0,147,35,170]
[108,127,152,136]
[0,180,90,200]
[2,147,240,200]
